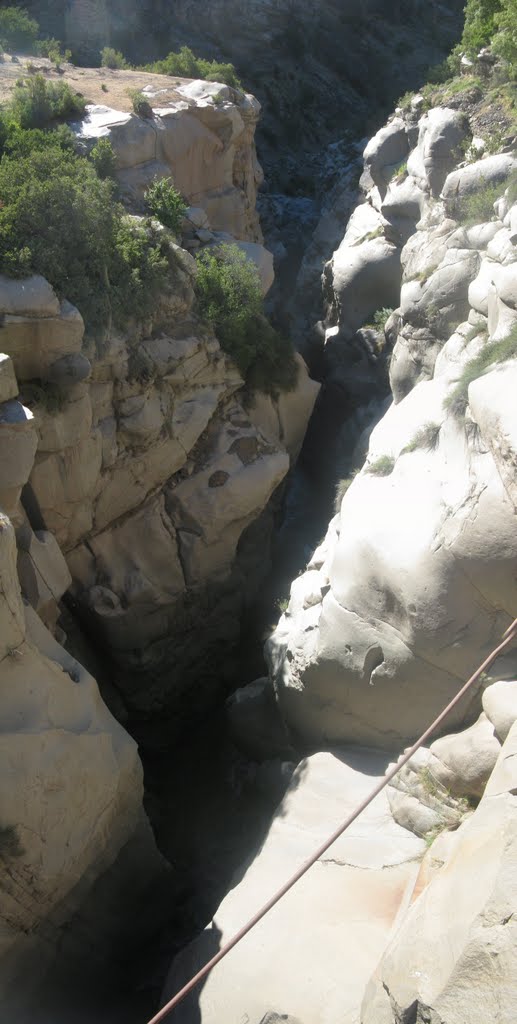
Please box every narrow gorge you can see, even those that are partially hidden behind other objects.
[1,2,517,1023]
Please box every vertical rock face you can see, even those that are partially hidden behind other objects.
[0,513,149,1003]
[73,83,264,241]
[263,103,517,751]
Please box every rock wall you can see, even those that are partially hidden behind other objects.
[261,101,517,751]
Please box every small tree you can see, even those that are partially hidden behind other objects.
[145,177,187,234]
[0,6,38,53]
[101,46,129,70]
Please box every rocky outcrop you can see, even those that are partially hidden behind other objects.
[0,247,317,730]
[162,751,424,1024]
[74,79,264,241]
[0,512,170,1006]
[262,104,517,751]
[362,720,517,1024]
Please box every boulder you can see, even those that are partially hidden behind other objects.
[429,712,501,798]
[247,354,320,460]
[17,528,72,627]
[0,300,84,380]
[442,153,517,212]
[407,107,469,197]
[362,724,517,1024]
[162,752,424,1024]
[328,232,401,340]
[0,275,59,318]
[483,679,517,742]
[363,118,409,190]
[268,366,517,749]
[0,354,18,404]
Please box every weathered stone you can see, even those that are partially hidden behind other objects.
[483,679,517,742]
[0,275,59,317]
[0,354,18,403]
[430,712,501,798]
[163,752,424,1024]
[0,300,84,380]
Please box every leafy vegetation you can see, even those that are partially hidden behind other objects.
[35,36,71,64]
[1,74,85,133]
[367,455,396,476]
[145,177,187,235]
[0,126,177,334]
[334,470,359,512]
[100,46,129,70]
[195,244,298,395]
[89,138,117,180]
[0,6,38,53]
[402,422,441,454]
[457,178,507,225]
[142,46,241,89]
[445,326,517,417]
[127,89,153,118]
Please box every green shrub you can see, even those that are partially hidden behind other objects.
[367,455,396,476]
[101,46,129,70]
[0,6,38,53]
[445,327,517,417]
[145,176,187,234]
[461,0,502,55]
[457,179,507,225]
[89,137,117,180]
[128,89,153,117]
[1,122,75,157]
[195,244,298,395]
[334,470,359,512]
[143,46,241,89]
[0,133,175,333]
[402,422,441,454]
[35,37,71,64]
[493,0,517,75]
[371,307,394,331]
[6,74,86,129]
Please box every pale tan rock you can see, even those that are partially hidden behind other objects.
[0,400,38,491]
[17,529,72,625]
[0,354,18,403]
[34,389,93,452]
[362,727,517,1024]
[163,752,424,1024]
[29,431,103,549]
[429,712,501,798]
[168,407,289,584]
[0,300,84,380]
[0,274,59,317]
[483,679,517,743]
[0,513,25,658]
[248,354,320,461]
[93,436,186,532]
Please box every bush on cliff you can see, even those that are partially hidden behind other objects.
[145,176,187,235]
[195,244,298,395]
[143,46,241,89]
[3,74,85,131]
[0,129,175,333]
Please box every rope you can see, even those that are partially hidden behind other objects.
[146,617,517,1024]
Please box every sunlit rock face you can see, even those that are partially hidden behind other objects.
[264,101,517,751]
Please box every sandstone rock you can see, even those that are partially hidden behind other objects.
[442,153,517,212]
[468,362,517,510]
[0,354,18,404]
[363,118,408,190]
[17,529,72,627]
[400,247,479,333]
[34,389,93,453]
[0,275,59,317]
[407,107,468,196]
[29,431,103,550]
[362,725,517,1024]
[268,368,517,749]
[163,752,424,1024]
[0,300,84,380]
[247,354,320,460]
[429,712,501,798]
[0,513,25,658]
[328,231,401,340]
[483,679,517,742]
[167,407,289,585]
[0,400,38,491]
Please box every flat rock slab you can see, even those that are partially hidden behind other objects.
[162,751,424,1024]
